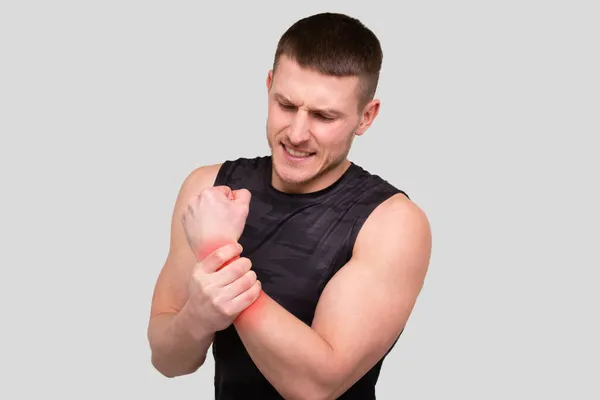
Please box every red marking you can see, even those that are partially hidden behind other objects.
[234,289,269,326]
[195,239,240,270]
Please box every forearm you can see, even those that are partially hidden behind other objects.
[148,306,214,378]
[233,292,338,400]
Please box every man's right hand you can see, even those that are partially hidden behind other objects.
[182,242,262,335]
[181,185,251,261]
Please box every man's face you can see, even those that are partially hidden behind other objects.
[265,55,379,193]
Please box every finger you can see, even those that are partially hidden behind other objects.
[228,280,262,315]
[211,185,233,199]
[220,269,258,302]
[232,188,251,203]
[198,243,243,273]
[211,257,253,287]
[221,270,258,301]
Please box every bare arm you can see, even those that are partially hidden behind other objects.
[147,307,214,378]
[233,194,432,399]
[147,163,222,377]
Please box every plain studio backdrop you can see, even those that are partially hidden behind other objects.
[0,1,598,399]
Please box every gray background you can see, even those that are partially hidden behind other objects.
[1,1,598,399]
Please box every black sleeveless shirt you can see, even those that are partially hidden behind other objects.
[211,156,408,399]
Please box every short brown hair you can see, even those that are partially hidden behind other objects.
[272,12,383,110]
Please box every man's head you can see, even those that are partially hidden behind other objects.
[265,12,383,193]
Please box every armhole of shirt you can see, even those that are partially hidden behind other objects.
[346,188,407,259]
[213,160,233,187]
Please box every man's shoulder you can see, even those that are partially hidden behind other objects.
[354,192,431,264]
[182,163,223,192]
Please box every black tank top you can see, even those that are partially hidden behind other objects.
[211,155,408,399]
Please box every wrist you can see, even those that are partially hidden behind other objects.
[234,288,268,327]
[195,237,239,261]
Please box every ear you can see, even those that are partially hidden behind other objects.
[354,99,381,136]
[266,70,273,91]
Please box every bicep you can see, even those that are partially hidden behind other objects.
[149,164,222,317]
[311,196,432,393]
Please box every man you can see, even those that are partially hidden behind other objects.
[147,12,432,400]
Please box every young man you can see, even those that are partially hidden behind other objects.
[147,12,432,400]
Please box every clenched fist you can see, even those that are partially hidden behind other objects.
[181,185,251,261]
[184,243,262,333]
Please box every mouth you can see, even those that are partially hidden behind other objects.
[281,144,316,159]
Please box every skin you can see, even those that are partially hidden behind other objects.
[147,55,432,399]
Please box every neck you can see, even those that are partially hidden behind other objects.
[271,158,352,194]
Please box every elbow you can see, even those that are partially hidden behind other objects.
[150,356,181,378]
[310,364,347,400]
[303,390,333,400]
[154,367,180,379]
[295,368,342,400]
[294,385,337,400]
[273,374,336,400]
[152,364,181,379]
[311,383,341,400]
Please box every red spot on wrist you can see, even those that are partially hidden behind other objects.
[234,289,269,326]
[195,239,238,263]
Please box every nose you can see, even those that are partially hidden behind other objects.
[288,111,311,145]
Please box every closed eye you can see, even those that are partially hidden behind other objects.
[278,102,296,111]
[278,101,336,122]
[312,113,335,122]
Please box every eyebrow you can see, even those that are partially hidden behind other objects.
[274,93,344,118]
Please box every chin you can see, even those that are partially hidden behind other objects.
[273,157,314,181]
[272,148,320,187]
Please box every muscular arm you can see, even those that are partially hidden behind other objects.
[147,164,222,377]
[233,194,432,400]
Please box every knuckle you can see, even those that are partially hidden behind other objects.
[214,249,228,263]
[233,262,245,277]
[195,262,207,275]
[246,287,257,302]
[214,299,227,313]
[240,257,252,271]
[233,258,250,275]
[212,295,234,316]
[246,270,257,283]
[253,282,261,297]
[191,270,204,284]
[221,304,234,317]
